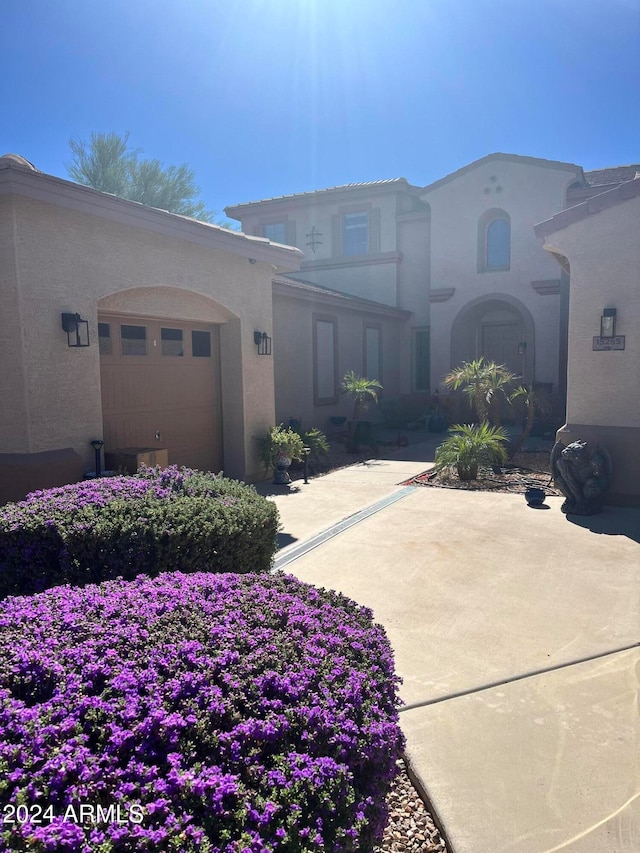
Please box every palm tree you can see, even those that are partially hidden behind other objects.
[507,384,552,457]
[443,358,517,425]
[341,371,382,451]
[435,423,509,481]
[341,371,382,421]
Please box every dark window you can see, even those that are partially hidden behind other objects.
[98,322,111,356]
[121,324,147,356]
[161,327,184,357]
[192,330,212,357]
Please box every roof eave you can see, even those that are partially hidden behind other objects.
[0,162,303,268]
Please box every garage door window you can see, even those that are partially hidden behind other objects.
[98,323,112,356]
[192,330,212,358]
[161,327,184,357]
[121,324,147,356]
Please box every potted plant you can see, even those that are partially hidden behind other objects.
[434,423,509,481]
[341,371,382,452]
[256,425,305,484]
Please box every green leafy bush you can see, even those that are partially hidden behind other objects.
[255,425,306,473]
[435,423,509,480]
[0,466,279,599]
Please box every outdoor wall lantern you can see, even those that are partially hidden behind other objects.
[600,308,617,338]
[254,330,272,356]
[61,312,90,347]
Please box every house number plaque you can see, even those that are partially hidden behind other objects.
[593,336,625,351]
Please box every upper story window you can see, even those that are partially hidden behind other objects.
[257,220,296,246]
[263,222,287,243]
[478,209,510,272]
[343,212,369,256]
[333,206,380,258]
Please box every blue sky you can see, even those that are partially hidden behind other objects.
[2,0,638,220]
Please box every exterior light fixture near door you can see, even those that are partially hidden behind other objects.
[61,312,90,347]
[600,308,616,338]
[254,330,272,355]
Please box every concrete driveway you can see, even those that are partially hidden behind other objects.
[261,446,640,853]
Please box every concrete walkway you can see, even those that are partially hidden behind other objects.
[257,440,640,853]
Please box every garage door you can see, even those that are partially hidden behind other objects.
[99,314,222,473]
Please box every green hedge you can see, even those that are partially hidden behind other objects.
[0,466,279,599]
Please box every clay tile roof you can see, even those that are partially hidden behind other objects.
[226,178,418,211]
[272,274,410,317]
[583,164,640,186]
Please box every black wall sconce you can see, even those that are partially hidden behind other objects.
[600,308,616,338]
[518,341,527,355]
[61,312,90,348]
[254,330,272,355]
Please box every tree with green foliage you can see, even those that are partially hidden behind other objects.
[66,131,219,223]
[443,358,517,425]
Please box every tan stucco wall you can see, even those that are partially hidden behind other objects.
[272,290,404,431]
[0,195,29,453]
[1,188,292,481]
[541,192,640,503]
[233,189,410,307]
[424,160,578,390]
[542,194,640,427]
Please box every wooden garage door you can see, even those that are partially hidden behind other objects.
[99,315,222,473]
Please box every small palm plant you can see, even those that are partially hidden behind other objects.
[443,358,517,425]
[435,423,509,481]
[341,370,382,421]
[341,371,382,451]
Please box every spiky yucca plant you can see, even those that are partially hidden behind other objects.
[435,423,509,481]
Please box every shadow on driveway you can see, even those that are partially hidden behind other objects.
[564,505,640,543]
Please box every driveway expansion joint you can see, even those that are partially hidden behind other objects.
[273,485,416,572]
[399,640,640,712]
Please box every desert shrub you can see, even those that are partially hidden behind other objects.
[0,571,405,852]
[0,466,278,599]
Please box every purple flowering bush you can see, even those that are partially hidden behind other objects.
[0,466,278,599]
[0,571,404,852]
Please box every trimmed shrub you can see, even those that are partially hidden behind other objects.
[0,571,405,852]
[0,467,279,599]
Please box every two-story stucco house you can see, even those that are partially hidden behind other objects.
[226,153,635,430]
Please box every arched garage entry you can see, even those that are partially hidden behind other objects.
[450,294,535,382]
[97,286,236,473]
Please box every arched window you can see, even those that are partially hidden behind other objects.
[478,210,510,272]
[486,218,510,269]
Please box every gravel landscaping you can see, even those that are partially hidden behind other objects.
[376,760,449,852]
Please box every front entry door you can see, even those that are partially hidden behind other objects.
[481,322,522,376]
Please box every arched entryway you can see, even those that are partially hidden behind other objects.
[450,294,535,381]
